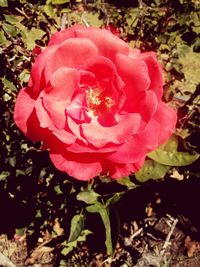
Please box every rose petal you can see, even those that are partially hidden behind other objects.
[75,27,129,62]
[138,52,163,99]
[107,119,161,164]
[109,160,145,179]
[14,88,36,136]
[28,46,56,92]
[48,25,84,46]
[52,129,76,145]
[83,56,117,81]
[66,92,86,121]
[115,54,150,112]
[43,68,79,129]
[67,116,87,143]
[45,38,98,80]
[35,96,55,130]
[50,150,102,180]
[67,141,122,153]
[129,48,141,59]
[153,102,177,144]
[81,113,141,147]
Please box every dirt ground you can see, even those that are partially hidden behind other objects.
[1,177,200,267]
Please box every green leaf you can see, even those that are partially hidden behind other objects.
[135,160,170,183]
[0,30,10,46]
[54,185,63,195]
[116,176,137,188]
[106,192,123,206]
[86,202,103,213]
[68,214,85,242]
[159,134,178,152]
[25,28,45,50]
[4,15,18,24]
[15,228,26,236]
[0,0,8,7]
[62,229,92,256]
[43,4,55,17]
[77,189,100,204]
[3,22,17,37]
[148,150,199,166]
[98,207,113,255]
[0,171,10,181]
[9,156,16,167]
[19,69,30,85]
[86,203,113,255]
[2,77,17,92]
[51,0,70,5]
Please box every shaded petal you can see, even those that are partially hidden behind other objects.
[66,93,86,121]
[138,52,163,99]
[109,159,145,179]
[79,70,96,87]
[67,116,87,143]
[50,150,102,180]
[83,56,117,81]
[67,141,122,153]
[81,113,141,147]
[14,87,36,136]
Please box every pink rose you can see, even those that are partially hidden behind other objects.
[14,25,177,181]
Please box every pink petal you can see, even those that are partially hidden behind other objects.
[81,113,141,147]
[75,27,129,62]
[50,150,102,180]
[66,92,86,121]
[52,129,76,145]
[28,46,56,92]
[14,87,36,136]
[42,68,79,129]
[115,54,150,112]
[83,56,117,81]
[109,161,144,179]
[44,38,98,81]
[128,48,141,59]
[107,137,147,164]
[67,116,87,143]
[107,119,161,164]
[79,70,96,87]
[67,141,122,153]
[35,97,55,130]
[138,52,163,99]
[153,102,177,144]
[48,25,84,46]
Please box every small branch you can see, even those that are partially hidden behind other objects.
[160,218,178,256]
[0,252,16,267]
[61,13,67,30]
[81,14,90,27]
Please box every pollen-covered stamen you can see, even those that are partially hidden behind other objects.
[86,86,115,116]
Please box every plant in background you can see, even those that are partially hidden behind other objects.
[1,0,199,263]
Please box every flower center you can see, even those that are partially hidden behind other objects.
[86,86,115,116]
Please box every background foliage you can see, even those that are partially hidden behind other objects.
[0,0,200,265]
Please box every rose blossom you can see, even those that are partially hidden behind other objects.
[14,25,177,181]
